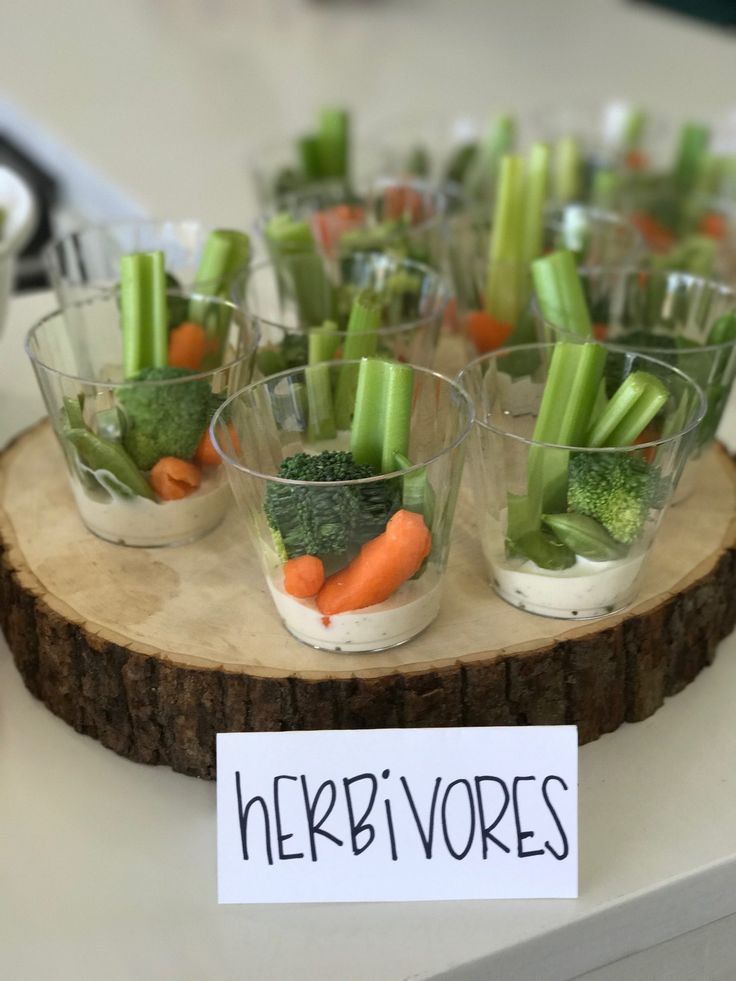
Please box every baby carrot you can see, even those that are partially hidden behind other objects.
[284,555,325,598]
[150,456,202,500]
[630,211,676,252]
[465,310,513,353]
[168,321,208,371]
[316,509,431,615]
[699,212,727,240]
[194,422,241,467]
[592,323,608,341]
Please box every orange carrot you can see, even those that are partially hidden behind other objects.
[699,212,727,241]
[316,509,431,615]
[630,211,676,253]
[284,555,325,598]
[312,204,365,256]
[194,422,241,467]
[592,323,608,341]
[625,149,648,171]
[634,423,660,463]
[168,321,208,371]
[149,457,202,501]
[382,184,426,224]
[465,310,513,354]
[444,296,459,334]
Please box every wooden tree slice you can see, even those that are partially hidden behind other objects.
[2,421,736,780]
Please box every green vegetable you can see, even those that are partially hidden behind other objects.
[485,154,525,325]
[264,212,333,326]
[120,251,168,378]
[552,137,582,204]
[587,371,668,447]
[350,359,413,474]
[395,451,434,528]
[673,122,710,197]
[512,529,575,570]
[568,452,664,544]
[444,142,477,184]
[62,395,84,430]
[532,249,592,337]
[308,321,341,365]
[305,363,336,442]
[190,229,250,366]
[706,313,736,346]
[117,366,212,470]
[463,115,515,204]
[263,450,399,559]
[317,107,350,179]
[542,512,628,562]
[298,134,323,181]
[64,428,154,500]
[333,291,382,430]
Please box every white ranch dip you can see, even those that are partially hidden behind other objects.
[71,470,231,547]
[267,571,442,652]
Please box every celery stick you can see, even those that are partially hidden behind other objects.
[485,154,525,324]
[587,371,669,447]
[520,143,550,266]
[553,137,581,204]
[298,134,323,181]
[463,115,515,202]
[333,291,382,430]
[190,229,251,365]
[591,169,620,210]
[380,362,413,473]
[264,212,333,326]
[395,451,435,527]
[673,122,710,196]
[350,358,387,470]
[318,107,350,180]
[308,320,341,365]
[532,250,592,338]
[306,363,337,442]
[120,251,168,377]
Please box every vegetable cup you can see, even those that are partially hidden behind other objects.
[446,205,643,355]
[618,190,736,282]
[26,290,258,547]
[233,251,449,377]
[525,101,673,203]
[538,267,736,494]
[43,220,251,306]
[210,358,473,652]
[259,177,457,270]
[458,342,705,619]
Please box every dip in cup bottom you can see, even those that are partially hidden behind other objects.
[210,359,473,652]
[458,343,706,619]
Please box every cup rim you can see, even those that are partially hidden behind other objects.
[456,340,707,452]
[24,288,260,389]
[540,266,736,355]
[233,252,450,338]
[209,358,475,485]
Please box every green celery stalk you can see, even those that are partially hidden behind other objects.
[333,291,382,430]
[520,143,550,266]
[318,107,350,179]
[532,250,592,338]
[673,122,710,196]
[463,115,515,202]
[120,250,168,378]
[350,359,413,474]
[264,212,333,326]
[485,154,525,325]
[591,169,620,210]
[305,363,337,442]
[553,137,581,204]
[308,320,341,365]
[587,371,669,447]
[395,451,434,527]
[298,134,323,181]
[190,229,251,366]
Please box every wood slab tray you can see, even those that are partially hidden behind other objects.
[2,420,736,780]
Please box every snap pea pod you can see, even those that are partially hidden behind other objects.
[706,313,736,346]
[542,512,628,562]
[64,428,155,500]
[510,529,576,570]
[62,396,85,429]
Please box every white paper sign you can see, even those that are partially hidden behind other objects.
[216,726,578,904]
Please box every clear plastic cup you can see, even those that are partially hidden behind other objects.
[43,219,252,306]
[210,359,473,651]
[458,342,706,619]
[233,251,449,376]
[25,290,259,547]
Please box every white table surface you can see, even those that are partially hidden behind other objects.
[2,291,736,981]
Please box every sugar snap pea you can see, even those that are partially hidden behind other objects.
[543,512,628,562]
[511,529,576,570]
[64,428,155,500]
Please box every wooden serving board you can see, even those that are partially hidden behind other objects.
[2,414,736,779]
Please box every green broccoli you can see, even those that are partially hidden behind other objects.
[567,452,666,545]
[264,450,400,559]
[117,365,212,470]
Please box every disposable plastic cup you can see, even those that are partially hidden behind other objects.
[233,251,449,377]
[457,342,706,619]
[210,359,473,652]
[25,290,258,547]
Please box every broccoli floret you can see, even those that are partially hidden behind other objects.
[117,366,212,470]
[264,450,400,559]
[568,452,666,545]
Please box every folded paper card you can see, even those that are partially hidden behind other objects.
[217,726,578,904]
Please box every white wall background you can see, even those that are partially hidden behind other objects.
[1,0,734,223]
